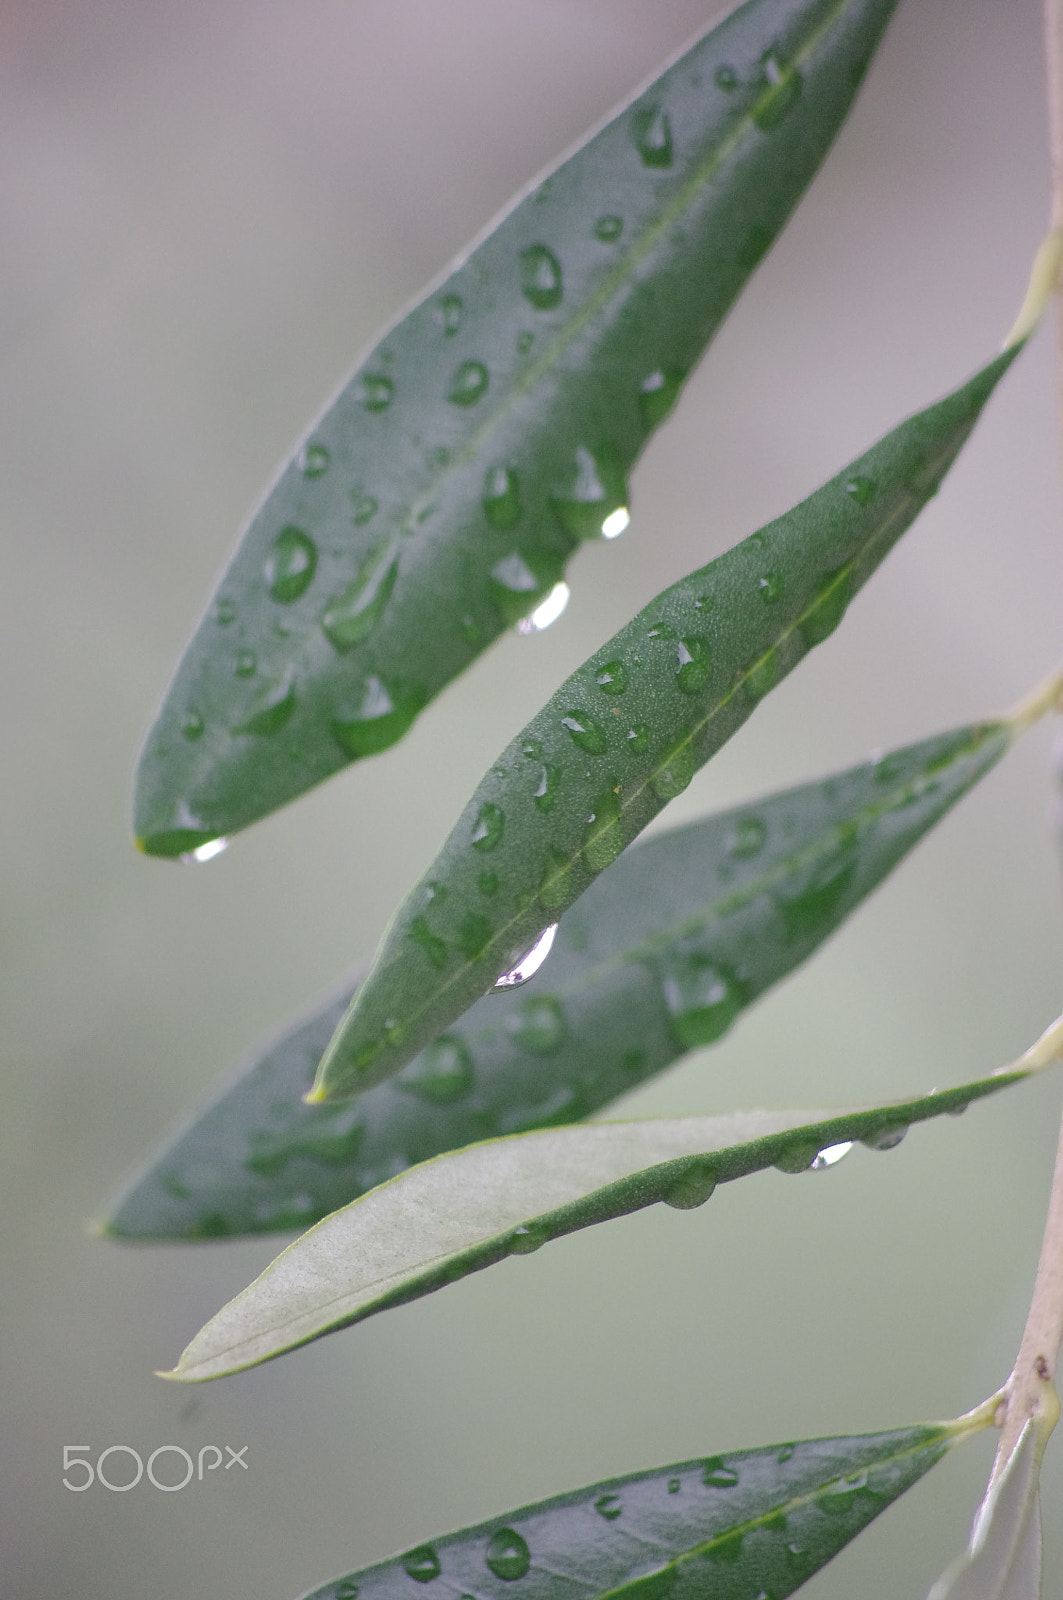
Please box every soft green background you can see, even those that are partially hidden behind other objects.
[3,0,1062,1594]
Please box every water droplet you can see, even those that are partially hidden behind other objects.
[757,572,784,603]
[845,475,877,506]
[448,360,489,407]
[754,54,803,129]
[335,1579,359,1599]
[435,293,463,335]
[179,837,228,865]
[811,1140,853,1170]
[702,1459,739,1488]
[235,649,257,677]
[235,677,297,737]
[550,445,629,542]
[485,1530,530,1581]
[493,923,557,990]
[595,660,628,695]
[518,582,570,635]
[777,1443,795,1463]
[519,245,563,310]
[633,105,674,167]
[774,1139,821,1174]
[744,648,777,702]
[508,1222,548,1255]
[360,373,393,412]
[583,786,623,872]
[861,1122,908,1152]
[214,597,236,625]
[821,1469,870,1514]
[714,64,738,91]
[300,442,330,478]
[663,1159,717,1209]
[398,1036,474,1104]
[321,551,399,652]
[456,913,494,961]
[534,764,562,813]
[667,1478,681,1494]
[471,802,505,853]
[728,816,766,858]
[660,954,742,1048]
[408,916,448,970]
[601,506,630,539]
[403,1546,441,1583]
[595,1494,622,1520]
[489,552,559,626]
[675,637,709,694]
[478,871,499,897]
[639,369,684,429]
[508,995,566,1054]
[593,215,623,242]
[561,712,608,755]
[332,677,422,758]
[516,330,534,355]
[483,466,521,530]
[267,526,318,602]
[539,847,571,913]
[350,488,378,526]
[774,849,857,941]
[799,567,853,648]
[650,742,695,800]
[627,724,650,752]
[182,709,205,740]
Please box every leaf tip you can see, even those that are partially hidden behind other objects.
[1003,226,1063,349]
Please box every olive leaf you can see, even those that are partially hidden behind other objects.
[133,0,901,857]
[294,1419,983,1600]
[104,716,1010,1240]
[926,1417,1053,1600]
[163,1065,1029,1380]
[312,347,1021,1100]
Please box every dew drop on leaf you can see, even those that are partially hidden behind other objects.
[485,1530,530,1581]
[234,677,297,738]
[714,64,738,91]
[214,597,236,625]
[744,648,777,703]
[845,474,877,505]
[550,446,628,542]
[583,787,623,871]
[518,583,569,635]
[266,526,318,603]
[660,955,742,1048]
[595,660,628,695]
[234,650,257,677]
[434,293,463,335]
[448,361,489,406]
[594,1494,623,1520]
[702,1459,740,1488]
[633,105,674,167]
[321,553,399,653]
[593,215,623,242]
[300,442,330,478]
[397,1037,474,1104]
[674,637,709,694]
[727,816,766,858]
[483,466,522,530]
[182,709,205,740]
[507,1223,548,1255]
[811,1140,852,1169]
[359,373,393,412]
[754,54,803,129]
[519,245,563,310]
[663,1159,717,1210]
[471,802,505,853]
[757,572,784,602]
[650,742,695,800]
[561,712,608,755]
[508,995,566,1054]
[493,923,557,990]
[538,847,571,913]
[403,1546,441,1583]
[638,369,684,428]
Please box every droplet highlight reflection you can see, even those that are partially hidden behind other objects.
[493,924,557,990]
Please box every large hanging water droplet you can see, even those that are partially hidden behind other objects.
[519,245,563,310]
[359,373,393,412]
[300,442,330,478]
[702,1459,740,1488]
[583,786,623,872]
[811,1141,852,1170]
[489,552,558,626]
[774,1139,821,1174]
[485,1530,530,1581]
[601,507,630,539]
[518,583,570,635]
[799,567,853,648]
[397,1036,474,1104]
[538,846,571,913]
[507,1222,548,1255]
[550,446,629,542]
[561,712,608,755]
[434,293,463,335]
[267,526,318,603]
[508,995,566,1054]
[483,466,522,530]
[595,660,628,695]
[321,550,399,652]
[754,53,803,130]
[633,105,674,167]
[674,637,709,695]
[493,923,557,990]
[235,677,297,737]
[472,802,505,853]
[660,954,742,1048]
[727,816,766,858]
[663,1159,717,1210]
[650,742,695,801]
[593,215,623,242]
[179,837,228,865]
[448,360,489,407]
[639,369,684,429]
[861,1122,908,1152]
[331,676,421,758]
[402,1547,441,1583]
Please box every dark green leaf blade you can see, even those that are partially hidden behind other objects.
[294,1422,973,1600]
[134,0,901,857]
[313,348,1020,1100]
[104,717,1010,1239]
[163,1064,1031,1378]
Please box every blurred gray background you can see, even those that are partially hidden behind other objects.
[4,0,1063,1594]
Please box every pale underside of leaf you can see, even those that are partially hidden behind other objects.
[926,1419,1046,1600]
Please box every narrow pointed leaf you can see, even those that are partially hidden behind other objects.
[105,717,1010,1239]
[294,1422,975,1600]
[927,1419,1049,1600]
[163,1066,1029,1379]
[314,348,1020,1100]
[134,0,901,857]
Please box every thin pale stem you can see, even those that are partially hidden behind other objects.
[1048,0,1063,446]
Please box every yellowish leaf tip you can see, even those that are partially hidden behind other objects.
[303,1084,327,1105]
[1003,662,1063,733]
[133,836,148,854]
[1004,227,1063,349]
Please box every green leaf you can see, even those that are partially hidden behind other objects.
[292,1421,976,1600]
[104,717,1010,1240]
[927,1419,1051,1600]
[162,1066,1029,1379]
[312,347,1021,1101]
[133,0,901,857]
